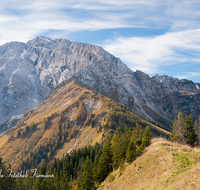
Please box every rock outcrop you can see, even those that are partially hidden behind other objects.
[0,36,199,126]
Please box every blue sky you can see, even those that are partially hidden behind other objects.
[0,0,200,83]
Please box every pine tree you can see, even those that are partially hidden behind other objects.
[111,133,120,170]
[121,129,130,160]
[125,140,137,164]
[141,126,151,148]
[96,135,112,182]
[92,155,99,184]
[184,115,198,147]
[127,127,133,143]
[133,123,143,146]
[79,156,94,190]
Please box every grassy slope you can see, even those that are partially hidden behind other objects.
[0,81,170,169]
[0,81,107,167]
[100,138,200,190]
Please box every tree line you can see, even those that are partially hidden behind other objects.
[0,125,151,190]
[171,112,200,147]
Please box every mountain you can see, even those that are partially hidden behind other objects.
[0,80,169,169]
[0,36,200,129]
[99,138,200,189]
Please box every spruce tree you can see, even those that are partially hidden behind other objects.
[96,135,112,182]
[120,133,129,161]
[135,126,152,156]
[141,126,151,148]
[79,156,94,190]
[125,141,137,164]
[184,115,198,147]
[133,124,143,146]
[92,155,99,184]
[111,133,120,170]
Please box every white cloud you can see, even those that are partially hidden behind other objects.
[0,0,200,50]
[102,29,200,74]
[0,13,132,45]
[176,72,200,80]
[0,0,139,45]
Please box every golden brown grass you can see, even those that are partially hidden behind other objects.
[0,135,9,149]
[99,138,200,190]
[0,81,109,168]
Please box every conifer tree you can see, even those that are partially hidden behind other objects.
[96,135,112,182]
[125,140,137,164]
[111,133,120,170]
[133,123,143,146]
[127,127,133,143]
[79,156,94,190]
[92,155,99,183]
[184,115,198,147]
[141,126,151,148]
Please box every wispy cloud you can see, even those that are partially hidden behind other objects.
[0,0,139,45]
[102,29,200,74]
[1,0,200,45]
[176,72,200,80]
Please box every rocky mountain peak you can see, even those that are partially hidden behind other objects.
[0,36,200,129]
[152,74,199,94]
[0,37,128,124]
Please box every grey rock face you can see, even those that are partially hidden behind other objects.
[74,67,200,122]
[0,36,120,123]
[0,36,199,126]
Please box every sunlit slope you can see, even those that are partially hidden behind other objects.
[0,81,170,169]
[0,81,106,167]
[100,138,200,190]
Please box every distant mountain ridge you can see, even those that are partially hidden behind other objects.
[0,36,199,128]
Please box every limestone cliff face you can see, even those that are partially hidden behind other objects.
[0,36,109,123]
[0,36,199,126]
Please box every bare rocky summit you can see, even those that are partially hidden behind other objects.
[0,36,199,128]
